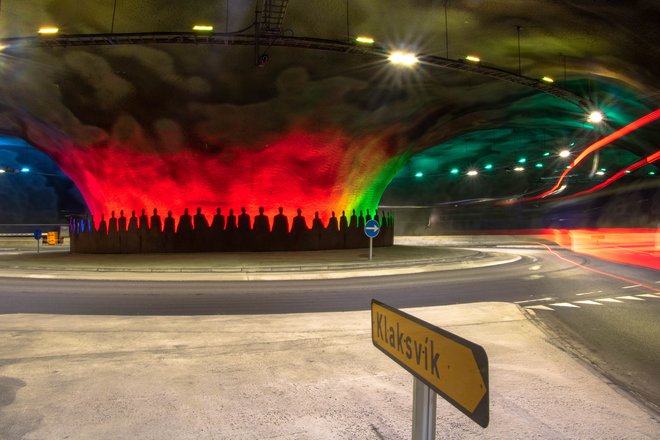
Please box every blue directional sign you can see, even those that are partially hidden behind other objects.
[364,219,380,238]
[34,229,42,240]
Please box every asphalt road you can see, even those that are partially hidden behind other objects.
[0,245,658,411]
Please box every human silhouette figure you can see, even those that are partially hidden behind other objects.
[193,207,209,231]
[177,208,193,234]
[339,210,348,231]
[272,207,289,235]
[211,208,225,232]
[327,211,339,232]
[374,210,380,225]
[291,208,308,236]
[98,214,108,236]
[139,209,149,232]
[128,210,138,233]
[226,209,237,231]
[312,211,324,231]
[108,211,118,235]
[365,209,372,222]
[150,208,162,233]
[358,210,365,229]
[118,210,127,233]
[253,207,270,234]
[349,209,358,229]
[237,207,251,233]
[163,211,176,234]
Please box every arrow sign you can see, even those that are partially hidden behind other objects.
[34,229,42,240]
[371,300,489,428]
[364,219,380,238]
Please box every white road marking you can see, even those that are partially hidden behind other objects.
[550,302,580,308]
[575,290,602,296]
[575,300,603,306]
[525,305,554,311]
[616,296,645,301]
[528,265,541,271]
[596,298,623,303]
[27,274,55,279]
[637,294,660,299]
[514,297,554,304]
[622,284,642,289]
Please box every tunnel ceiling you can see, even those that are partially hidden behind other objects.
[0,0,658,221]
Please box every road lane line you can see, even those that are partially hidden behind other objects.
[525,305,554,311]
[616,296,644,301]
[550,302,580,308]
[514,297,554,304]
[622,284,642,289]
[574,300,603,306]
[637,294,660,299]
[595,298,623,303]
[575,290,602,296]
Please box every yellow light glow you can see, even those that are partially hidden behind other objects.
[388,51,418,66]
[355,36,375,44]
[514,166,525,172]
[465,55,480,62]
[192,25,214,32]
[541,76,554,83]
[0,44,8,51]
[38,26,59,35]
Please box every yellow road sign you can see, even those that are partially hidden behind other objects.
[371,300,489,427]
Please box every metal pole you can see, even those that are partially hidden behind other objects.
[444,0,449,59]
[369,237,373,261]
[412,378,437,440]
[346,0,350,42]
[110,0,118,34]
[37,238,40,254]
[516,25,522,75]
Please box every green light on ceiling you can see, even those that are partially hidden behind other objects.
[650,171,656,176]
[535,163,543,168]
[518,158,526,163]
[450,168,459,175]
[415,171,424,177]
[600,168,607,172]
[484,164,493,170]
[569,142,575,147]
[543,152,551,157]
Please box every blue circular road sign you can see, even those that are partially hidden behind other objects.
[364,219,380,238]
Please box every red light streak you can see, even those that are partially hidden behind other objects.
[533,241,660,292]
[509,109,660,204]
[552,150,660,200]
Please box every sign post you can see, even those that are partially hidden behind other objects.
[34,229,42,253]
[371,300,489,437]
[364,219,380,261]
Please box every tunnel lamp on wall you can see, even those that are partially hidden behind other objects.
[20,167,30,173]
[192,25,214,31]
[38,26,59,35]
[587,111,604,123]
[388,51,418,66]
[514,166,525,172]
[543,152,551,157]
[650,171,656,175]
[414,171,423,177]
[559,150,571,158]
[595,170,605,176]
[518,158,526,163]
[484,164,493,170]
[450,168,459,175]
[535,163,543,168]
[541,76,554,83]
[466,170,478,176]
[465,55,480,62]
[0,169,5,174]
[356,36,375,44]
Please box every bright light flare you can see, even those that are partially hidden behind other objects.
[20,167,30,173]
[356,36,375,44]
[467,170,478,176]
[587,111,604,123]
[514,166,525,172]
[414,171,423,178]
[465,55,480,62]
[192,25,214,31]
[0,169,5,174]
[388,51,418,66]
[559,150,570,158]
[541,76,554,83]
[38,26,59,35]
